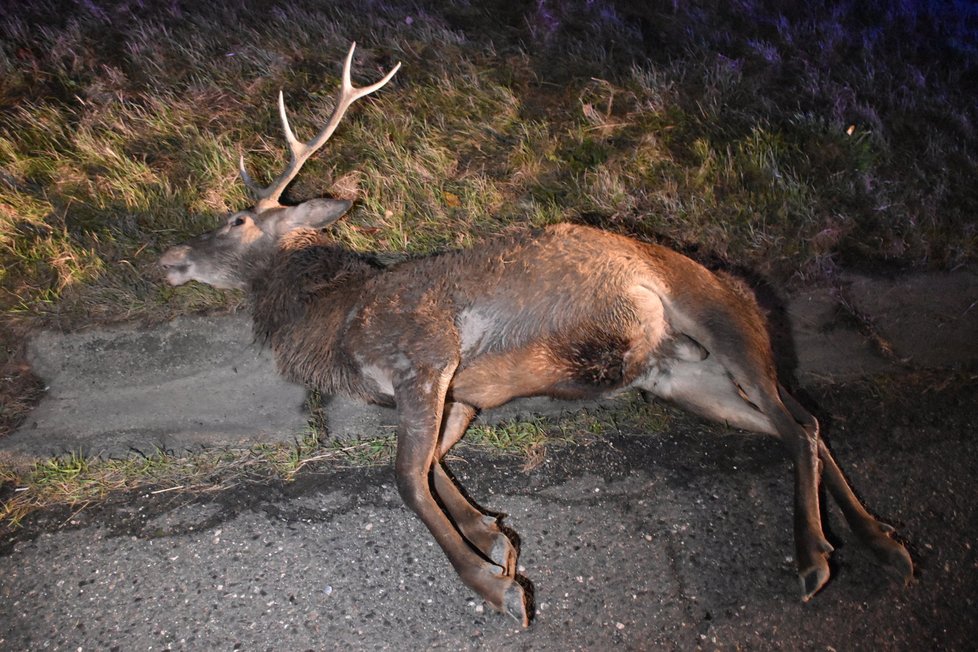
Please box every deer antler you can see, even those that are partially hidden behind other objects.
[239,42,401,212]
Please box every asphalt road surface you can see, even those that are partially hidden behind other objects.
[1,371,975,651]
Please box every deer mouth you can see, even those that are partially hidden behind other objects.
[160,262,191,286]
[159,247,193,286]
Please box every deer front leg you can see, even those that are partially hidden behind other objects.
[432,402,519,576]
[393,368,528,626]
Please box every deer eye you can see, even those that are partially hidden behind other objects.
[229,216,246,227]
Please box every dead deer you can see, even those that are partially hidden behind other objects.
[159,43,912,626]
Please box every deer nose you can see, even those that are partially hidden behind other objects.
[159,245,191,269]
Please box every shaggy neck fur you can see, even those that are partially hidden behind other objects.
[248,228,381,393]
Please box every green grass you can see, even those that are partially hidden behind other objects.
[0,391,680,528]
[464,419,554,456]
[0,429,400,528]
[0,449,235,528]
[459,393,677,466]
[3,1,974,335]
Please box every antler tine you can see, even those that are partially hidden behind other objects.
[238,93,300,202]
[277,89,302,155]
[340,41,403,104]
[238,154,261,196]
[240,41,401,212]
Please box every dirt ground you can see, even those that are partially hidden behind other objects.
[1,370,975,650]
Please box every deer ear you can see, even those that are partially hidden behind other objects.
[272,198,352,235]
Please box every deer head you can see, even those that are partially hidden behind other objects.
[160,43,400,289]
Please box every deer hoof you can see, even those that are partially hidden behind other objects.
[502,582,529,628]
[490,533,518,577]
[856,521,913,585]
[799,560,830,602]
[872,536,914,585]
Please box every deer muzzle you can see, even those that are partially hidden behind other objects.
[159,245,193,286]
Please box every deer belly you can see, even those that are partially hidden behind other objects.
[450,339,633,409]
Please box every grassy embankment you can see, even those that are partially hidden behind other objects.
[1,1,975,520]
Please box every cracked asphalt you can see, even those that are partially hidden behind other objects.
[2,373,976,651]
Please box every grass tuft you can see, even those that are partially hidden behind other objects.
[0,431,400,529]
[0,391,679,527]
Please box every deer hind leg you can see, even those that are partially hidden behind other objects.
[769,404,836,600]
[642,359,833,600]
[779,386,913,585]
[393,367,528,626]
[429,401,519,575]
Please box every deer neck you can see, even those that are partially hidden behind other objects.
[248,229,379,347]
